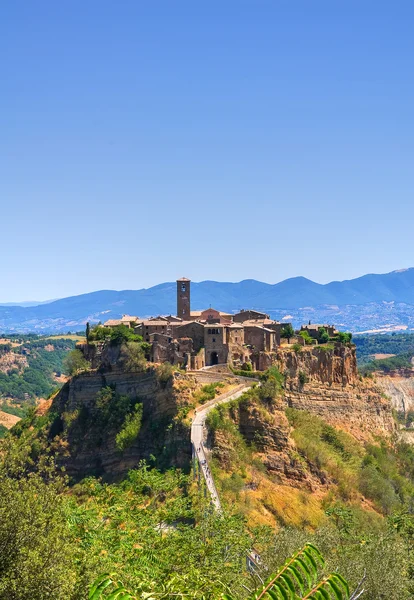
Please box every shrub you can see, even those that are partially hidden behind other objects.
[121,341,146,372]
[298,370,309,387]
[336,331,353,344]
[156,362,174,387]
[292,343,302,353]
[194,382,225,404]
[299,330,313,345]
[241,361,252,371]
[116,404,143,451]
[319,328,330,344]
[63,349,89,375]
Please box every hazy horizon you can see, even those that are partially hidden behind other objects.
[1,266,412,305]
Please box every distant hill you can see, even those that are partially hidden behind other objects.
[1,268,414,333]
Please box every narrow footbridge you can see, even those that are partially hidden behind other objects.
[190,382,254,512]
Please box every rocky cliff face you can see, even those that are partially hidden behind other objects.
[262,344,358,387]
[48,366,198,481]
[261,345,394,440]
[375,372,414,413]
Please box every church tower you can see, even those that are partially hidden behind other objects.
[177,277,191,320]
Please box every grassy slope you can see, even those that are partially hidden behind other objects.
[206,389,414,531]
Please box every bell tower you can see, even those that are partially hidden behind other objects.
[177,277,191,320]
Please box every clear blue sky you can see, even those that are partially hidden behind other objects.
[1,1,413,302]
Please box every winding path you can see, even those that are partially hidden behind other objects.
[191,382,254,512]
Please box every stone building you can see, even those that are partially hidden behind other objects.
[99,277,293,371]
[140,278,289,369]
[300,323,337,340]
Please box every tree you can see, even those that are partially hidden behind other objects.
[121,342,146,372]
[319,328,330,344]
[0,465,80,599]
[299,330,313,345]
[63,349,89,375]
[337,331,352,344]
[281,324,295,343]
[86,322,90,342]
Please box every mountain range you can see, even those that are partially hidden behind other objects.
[2,268,414,334]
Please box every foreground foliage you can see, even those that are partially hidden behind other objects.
[89,545,350,599]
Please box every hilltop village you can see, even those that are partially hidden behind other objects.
[104,278,338,371]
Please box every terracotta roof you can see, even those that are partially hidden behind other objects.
[121,315,140,322]
[242,319,279,327]
[139,320,171,327]
[191,309,233,317]
[104,319,123,327]
[177,277,191,281]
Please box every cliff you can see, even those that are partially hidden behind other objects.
[262,345,394,440]
[375,372,414,413]
[24,341,395,483]
[46,365,199,481]
[262,343,358,386]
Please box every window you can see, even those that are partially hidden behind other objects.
[181,283,186,292]
[212,338,216,343]
[208,328,211,334]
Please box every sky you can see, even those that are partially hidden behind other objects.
[1,1,414,302]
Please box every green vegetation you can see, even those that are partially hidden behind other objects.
[0,336,76,402]
[335,331,352,344]
[318,327,330,344]
[205,390,414,598]
[354,333,414,365]
[298,330,314,345]
[359,352,413,376]
[116,403,143,451]
[88,324,143,345]
[193,381,225,404]
[90,544,350,599]
[281,323,295,342]
[64,348,90,375]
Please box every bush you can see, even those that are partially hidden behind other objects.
[241,361,252,371]
[292,343,302,353]
[63,349,89,376]
[0,467,80,599]
[299,330,313,345]
[121,342,146,372]
[116,404,143,451]
[336,331,353,344]
[194,382,225,404]
[156,362,174,387]
[298,371,308,387]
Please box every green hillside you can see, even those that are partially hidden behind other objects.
[0,335,78,404]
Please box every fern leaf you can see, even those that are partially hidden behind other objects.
[303,548,318,575]
[296,557,313,587]
[267,585,289,600]
[286,566,304,595]
[305,544,324,566]
[325,579,344,600]
[89,575,115,599]
[331,573,349,596]
[317,588,331,600]
[278,573,296,596]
